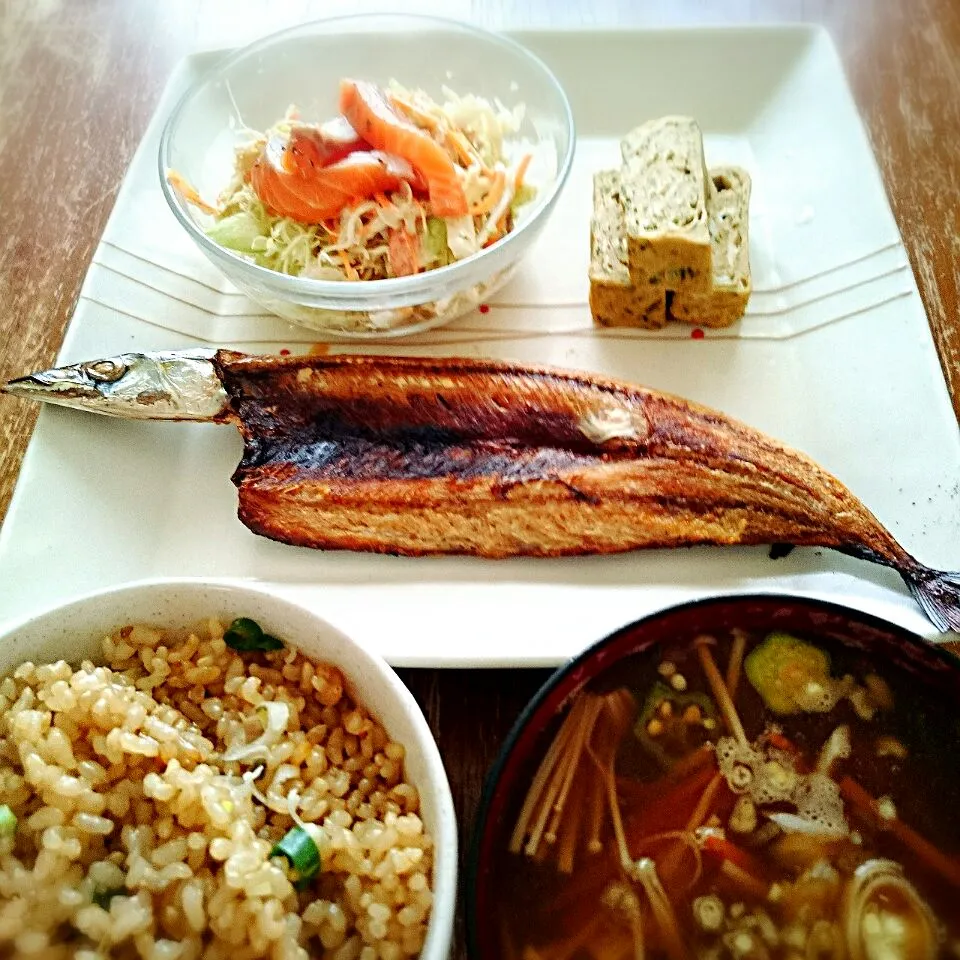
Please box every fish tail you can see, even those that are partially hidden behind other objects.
[902,565,960,633]
[841,540,960,633]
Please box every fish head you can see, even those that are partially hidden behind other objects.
[3,349,229,421]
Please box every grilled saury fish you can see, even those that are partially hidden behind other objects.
[6,349,959,632]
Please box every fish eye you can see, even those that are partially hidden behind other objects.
[84,359,127,383]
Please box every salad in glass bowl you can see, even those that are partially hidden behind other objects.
[171,79,539,285]
[159,15,575,339]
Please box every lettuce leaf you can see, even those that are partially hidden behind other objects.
[423,216,452,267]
[206,211,267,254]
[510,183,536,218]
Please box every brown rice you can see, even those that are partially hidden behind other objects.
[0,619,433,959]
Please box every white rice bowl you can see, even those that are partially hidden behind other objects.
[0,579,456,960]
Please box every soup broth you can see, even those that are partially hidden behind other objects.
[492,627,960,959]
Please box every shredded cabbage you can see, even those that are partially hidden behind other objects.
[194,82,540,283]
[223,701,290,763]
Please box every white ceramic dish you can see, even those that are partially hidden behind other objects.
[1,25,958,665]
[0,578,457,960]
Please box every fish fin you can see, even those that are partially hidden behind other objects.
[903,566,960,633]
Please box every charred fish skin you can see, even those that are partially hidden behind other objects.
[2,349,231,421]
[213,351,960,632]
[212,349,895,558]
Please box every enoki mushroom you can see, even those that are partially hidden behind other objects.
[632,829,704,893]
[725,628,749,699]
[694,634,748,747]
[601,884,645,960]
[628,858,686,960]
[510,688,636,873]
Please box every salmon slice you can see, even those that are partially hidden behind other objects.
[387,226,421,277]
[250,134,423,223]
[339,79,469,218]
[288,116,368,168]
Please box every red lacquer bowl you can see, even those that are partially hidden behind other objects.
[465,594,960,958]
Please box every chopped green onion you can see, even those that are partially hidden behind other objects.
[271,825,324,888]
[0,805,16,838]
[92,888,124,910]
[224,618,284,652]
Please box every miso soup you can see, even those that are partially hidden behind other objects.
[489,625,960,959]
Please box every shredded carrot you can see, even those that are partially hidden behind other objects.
[337,250,359,281]
[483,211,509,247]
[319,219,340,243]
[469,169,506,217]
[387,93,441,132]
[374,191,395,211]
[166,171,217,216]
[514,152,533,191]
[839,776,960,888]
[446,128,481,168]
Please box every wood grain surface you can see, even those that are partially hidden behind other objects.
[1,1,959,956]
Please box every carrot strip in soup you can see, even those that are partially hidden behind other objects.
[621,763,718,844]
[685,772,726,831]
[718,859,771,902]
[839,776,960,889]
[701,834,768,879]
[766,731,801,754]
[664,745,715,783]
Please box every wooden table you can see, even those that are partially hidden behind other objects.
[0,1,958,956]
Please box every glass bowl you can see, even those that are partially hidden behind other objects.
[159,14,575,339]
[465,593,960,958]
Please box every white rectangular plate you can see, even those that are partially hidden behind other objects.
[2,26,958,666]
